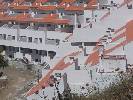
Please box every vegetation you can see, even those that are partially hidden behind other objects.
[0,49,8,69]
[69,71,133,100]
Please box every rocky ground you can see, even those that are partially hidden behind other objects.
[0,66,36,100]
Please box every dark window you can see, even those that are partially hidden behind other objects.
[39,50,42,55]
[16,47,19,52]
[61,25,63,28]
[36,50,38,54]
[3,34,6,40]
[71,42,82,46]
[12,47,15,51]
[9,54,14,58]
[9,46,12,51]
[20,48,24,53]
[78,24,81,28]
[35,59,38,62]
[42,50,47,56]
[12,36,15,40]
[47,24,51,27]
[28,37,32,42]
[84,42,97,46]
[86,18,90,23]
[48,51,56,59]
[29,49,32,53]
[39,38,42,43]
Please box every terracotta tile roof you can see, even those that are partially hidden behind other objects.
[0,13,31,22]
[85,0,97,10]
[9,0,25,7]
[31,17,70,24]
[12,5,31,10]
[45,14,59,19]
[0,2,8,10]
[58,0,76,9]
[37,5,56,10]
[65,5,84,11]
[32,0,48,7]
[61,0,76,3]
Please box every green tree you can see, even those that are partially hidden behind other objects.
[0,49,8,69]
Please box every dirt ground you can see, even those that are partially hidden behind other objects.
[0,66,36,100]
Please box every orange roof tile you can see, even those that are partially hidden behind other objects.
[32,0,48,7]
[61,0,76,3]
[52,19,70,24]
[0,13,31,22]
[58,0,76,9]
[85,6,97,10]
[0,2,8,10]
[12,5,31,10]
[0,12,9,21]
[65,5,84,11]
[85,0,97,10]
[10,0,25,7]
[31,18,70,24]
[14,13,31,22]
[37,5,56,10]
[57,4,66,9]
[44,14,59,19]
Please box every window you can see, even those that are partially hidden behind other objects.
[71,42,82,46]
[35,59,38,62]
[28,37,32,42]
[9,54,14,58]
[20,48,24,53]
[3,34,6,40]
[78,24,81,28]
[29,49,32,53]
[36,50,38,54]
[39,38,42,43]
[9,46,12,51]
[84,42,97,46]
[34,38,38,43]
[47,24,51,27]
[42,50,47,56]
[55,73,61,78]
[39,50,42,55]
[20,36,27,42]
[7,35,12,40]
[61,25,63,28]
[12,47,15,51]
[16,47,19,52]
[0,34,2,37]
[86,18,90,23]
[12,36,15,40]
[61,13,63,16]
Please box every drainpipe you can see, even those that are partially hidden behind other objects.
[44,28,47,44]
[123,45,128,70]
[74,13,77,28]
[97,1,100,9]
[75,58,79,70]
[17,23,20,41]
[83,47,87,56]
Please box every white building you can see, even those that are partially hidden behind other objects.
[0,0,133,99]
